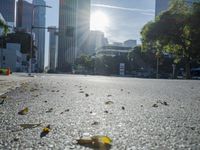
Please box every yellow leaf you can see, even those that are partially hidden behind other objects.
[18,107,29,115]
[98,136,112,144]
[40,125,51,138]
[43,127,50,133]
[77,135,112,149]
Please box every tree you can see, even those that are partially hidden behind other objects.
[0,18,9,35]
[141,0,200,79]
[75,55,94,73]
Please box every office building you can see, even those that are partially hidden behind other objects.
[0,0,16,27]
[58,0,91,71]
[124,40,137,48]
[0,43,22,71]
[48,26,58,72]
[33,0,46,72]
[96,45,131,57]
[17,0,33,32]
[84,31,108,55]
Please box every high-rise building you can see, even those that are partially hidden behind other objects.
[0,0,16,27]
[85,31,108,55]
[58,0,91,71]
[48,26,58,72]
[155,0,196,16]
[17,0,33,32]
[32,0,46,72]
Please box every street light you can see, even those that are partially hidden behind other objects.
[28,5,52,76]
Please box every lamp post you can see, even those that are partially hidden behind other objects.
[28,5,52,76]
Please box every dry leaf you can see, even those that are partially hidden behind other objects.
[40,125,51,138]
[20,123,41,129]
[18,107,29,115]
[77,135,112,150]
[1,95,8,99]
[105,101,114,105]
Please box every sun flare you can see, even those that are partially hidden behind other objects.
[90,11,109,32]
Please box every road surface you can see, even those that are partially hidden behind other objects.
[0,74,200,149]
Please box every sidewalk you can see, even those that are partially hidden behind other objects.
[0,73,31,95]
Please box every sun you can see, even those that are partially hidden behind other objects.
[90,11,109,32]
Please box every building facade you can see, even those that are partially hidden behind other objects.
[96,45,131,57]
[0,0,16,27]
[124,40,137,48]
[85,31,108,55]
[17,0,33,32]
[32,0,46,72]
[0,43,22,72]
[48,26,58,72]
[58,0,91,72]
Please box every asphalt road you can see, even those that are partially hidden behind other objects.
[0,74,200,150]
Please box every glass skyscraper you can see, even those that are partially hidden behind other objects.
[58,0,91,72]
[0,0,16,26]
[32,0,46,72]
[17,0,33,32]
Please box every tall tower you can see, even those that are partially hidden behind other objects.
[32,0,46,72]
[48,26,58,72]
[0,0,16,27]
[58,0,91,72]
[17,0,33,32]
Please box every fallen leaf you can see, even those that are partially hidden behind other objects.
[161,101,168,106]
[1,95,8,99]
[80,91,84,93]
[60,109,69,114]
[157,100,169,106]
[46,108,53,113]
[104,110,109,113]
[107,95,112,97]
[91,121,100,125]
[0,100,5,105]
[77,135,112,150]
[40,125,51,138]
[152,104,158,108]
[30,88,38,92]
[20,123,41,129]
[105,101,114,105]
[18,107,29,115]
[13,137,19,142]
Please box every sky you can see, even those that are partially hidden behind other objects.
[26,0,155,67]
